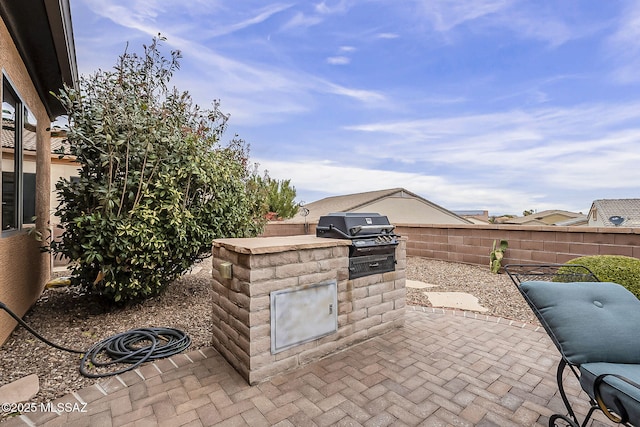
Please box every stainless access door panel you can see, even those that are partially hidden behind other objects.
[270,280,338,354]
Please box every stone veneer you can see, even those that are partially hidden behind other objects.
[211,235,406,384]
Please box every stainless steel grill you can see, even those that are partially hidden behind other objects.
[316,212,398,279]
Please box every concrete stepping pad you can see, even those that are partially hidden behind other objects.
[0,374,39,404]
[188,266,203,275]
[406,279,437,289]
[424,291,488,312]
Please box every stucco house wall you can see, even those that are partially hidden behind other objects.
[49,156,79,267]
[50,157,79,217]
[0,0,77,345]
[353,197,469,225]
[0,18,53,344]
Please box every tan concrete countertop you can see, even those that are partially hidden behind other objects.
[212,235,350,255]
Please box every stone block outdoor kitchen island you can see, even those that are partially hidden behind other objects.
[211,235,406,384]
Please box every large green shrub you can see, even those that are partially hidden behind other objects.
[50,37,268,302]
[565,255,640,298]
[255,176,298,220]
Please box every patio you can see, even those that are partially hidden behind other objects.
[2,308,610,426]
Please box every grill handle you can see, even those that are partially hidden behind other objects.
[316,224,351,239]
[349,224,395,236]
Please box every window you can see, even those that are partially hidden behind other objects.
[2,77,37,231]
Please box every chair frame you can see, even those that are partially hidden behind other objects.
[505,263,635,427]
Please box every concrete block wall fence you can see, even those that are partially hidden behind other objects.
[263,223,640,267]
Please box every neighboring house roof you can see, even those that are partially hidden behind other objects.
[2,122,69,154]
[0,0,77,118]
[461,217,490,224]
[1,120,17,150]
[493,215,516,224]
[50,130,70,154]
[454,210,487,216]
[554,216,589,227]
[454,210,490,224]
[285,188,473,225]
[589,199,640,227]
[1,122,37,151]
[503,216,547,225]
[304,188,402,220]
[503,210,586,226]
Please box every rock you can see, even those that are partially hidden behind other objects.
[0,374,39,403]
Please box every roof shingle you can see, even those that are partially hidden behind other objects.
[591,199,640,227]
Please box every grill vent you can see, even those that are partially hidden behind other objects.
[349,254,395,279]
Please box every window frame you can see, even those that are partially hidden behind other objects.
[2,73,37,234]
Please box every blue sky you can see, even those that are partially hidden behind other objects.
[68,0,640,216]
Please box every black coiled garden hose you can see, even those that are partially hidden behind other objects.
[0,301,191,378]
[79,327,191,378]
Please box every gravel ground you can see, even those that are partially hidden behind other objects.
[405,257,537,325]
[0,257,536,414]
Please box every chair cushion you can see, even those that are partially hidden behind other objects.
[520,281,640,365]
[580,362,640,423]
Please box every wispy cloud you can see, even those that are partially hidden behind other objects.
[344,102,640,197]
[77,0,391,126]
[281,11,324,30]
[255,158,545,213]
[412,0,511,32]
[324,82,386,103]
[377,33,399,39]
[326,46,355,65]
[408,0,584,47]
[606,1,640,83]
[82,0,163,35]
[315,0,351,15]
[490,6,577,48]
[282,0,355,30]
[327,56,350,65]
[204,4,294,38]
[256,101,640,212]
[347,102,640,156]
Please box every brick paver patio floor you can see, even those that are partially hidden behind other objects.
[3,308,610,426]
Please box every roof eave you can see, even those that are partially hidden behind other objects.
[0,0,78,120]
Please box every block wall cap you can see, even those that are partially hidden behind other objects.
[213,235,350,255]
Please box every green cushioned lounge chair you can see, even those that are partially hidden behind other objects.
[505,264,640,427]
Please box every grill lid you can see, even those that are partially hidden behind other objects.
[316,212,395,239]
[317,212,398,279]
